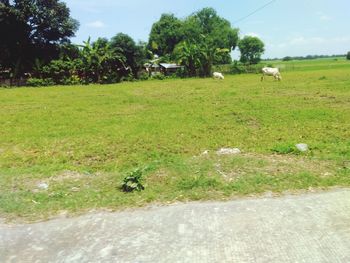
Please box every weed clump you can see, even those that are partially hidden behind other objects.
[121,168,145,192]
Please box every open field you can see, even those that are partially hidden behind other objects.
[1,58,350,221]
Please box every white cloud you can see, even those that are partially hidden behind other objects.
[243,32,261,38]
[86,20,106,28]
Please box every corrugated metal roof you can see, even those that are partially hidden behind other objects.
[159,63,183,69]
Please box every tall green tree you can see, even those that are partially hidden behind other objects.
[0,0,79,76]
[347,51,350,60]
[147,8,238,75]
[174,8,237,76]
[110,33,146,78]
[183,7,238,64]
[148,14,183,57]
[238,36,265,65]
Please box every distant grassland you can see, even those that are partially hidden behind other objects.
[1,58,350,221]
[268,57,350,72]
[214,56,350,73]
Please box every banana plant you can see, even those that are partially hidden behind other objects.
[174,39,229,77]
[77,37,126,83]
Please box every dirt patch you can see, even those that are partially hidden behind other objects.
[25,170,98,193]
[49,170,94,182]
[211,153,336,180]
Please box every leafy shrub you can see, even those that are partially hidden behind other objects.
[27,78,54,87]
[151,72,165,80]
[230,61,245,74]
[138,71,149,81]
[121,168,145,192]
[347,51,350,60]
[62,74,81,85]
[212,64,231,74]
[40,59,76,85]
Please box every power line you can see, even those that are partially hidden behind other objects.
[232,0,277,25]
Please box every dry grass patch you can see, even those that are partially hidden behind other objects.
[192,152,337,181]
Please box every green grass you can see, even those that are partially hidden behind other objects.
[1,58,350,221]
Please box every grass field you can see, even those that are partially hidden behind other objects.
[1,58,350,221]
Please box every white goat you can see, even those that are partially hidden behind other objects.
[213,72,224,80]
[261,67,282,81]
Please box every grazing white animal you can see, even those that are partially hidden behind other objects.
[213,72,224,80]
[261,67,282,81]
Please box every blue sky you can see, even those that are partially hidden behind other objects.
[64,0,350,58]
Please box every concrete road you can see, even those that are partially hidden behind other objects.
[1,189,350,263]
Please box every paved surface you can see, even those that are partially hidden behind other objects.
[1,189,350,263]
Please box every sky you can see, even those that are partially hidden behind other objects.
[64,0,350,59]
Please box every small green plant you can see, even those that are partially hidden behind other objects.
[121,168,145,192]
[319,76,327,80]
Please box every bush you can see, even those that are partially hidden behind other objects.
[138,71,150,81]
[212,64,231,75]
[347,51,350,60]
[151,72,165,80]
[230,61,245,74]
[40,60,77,85]
[230,61,264,74]
[27,78,54,87]
[62,74,81,85]
[121,168,145,192]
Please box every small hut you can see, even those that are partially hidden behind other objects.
[144,61,184,76]
[158,63,184,75]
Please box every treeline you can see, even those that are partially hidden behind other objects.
[265,54,347,61]
[1,1,267,86]
[26,35,148,86]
